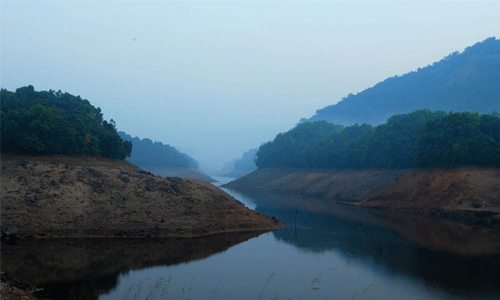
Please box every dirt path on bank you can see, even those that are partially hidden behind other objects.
[0,156,282,239]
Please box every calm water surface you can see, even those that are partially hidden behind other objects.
[2,175,500,300]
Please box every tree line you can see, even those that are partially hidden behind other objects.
[1,85,132,159]
[255,109,500,169]
[118,132,199,169]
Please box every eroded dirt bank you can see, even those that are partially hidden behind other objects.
[361,167,500,224]
[222,167,410,201]
[223,167,500,225]
[0,156,282,239]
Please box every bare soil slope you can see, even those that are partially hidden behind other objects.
[224,167,500,226]
[223,167,409,201]
[362,167,500,213]
[0,156,282,239]
[141,166,216,182]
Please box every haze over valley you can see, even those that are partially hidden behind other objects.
[3,1,500,172]
[2,2,500,300]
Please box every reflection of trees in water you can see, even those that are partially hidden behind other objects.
[269,208,500,297]
[1,231,265,299]
[40,273,118,300]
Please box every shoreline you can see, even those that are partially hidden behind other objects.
[224,167,500,226]
[1,156,283,241]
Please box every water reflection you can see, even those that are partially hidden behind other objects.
[233,188,500,255]
[1,231,267,300]
[271,212,500,297]
[2,185,500,300]
[369,209,500,255]
[231,189,500,298]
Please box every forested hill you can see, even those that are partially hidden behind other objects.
[1,86,131,159]
[118,132,199,169]
[256,110,500,169]
[306,37,500,126]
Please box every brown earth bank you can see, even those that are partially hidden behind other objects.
[360,167,500,227]
[140,166,216,182]
[361,167,500,211]
[223,167,500,226]
[222,167,411,201]
[1,273,46,300]
[0,155,283,240]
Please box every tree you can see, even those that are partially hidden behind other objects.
[1,86,131,159]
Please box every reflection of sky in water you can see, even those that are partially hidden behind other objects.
[98,180,491,300]
[100,232,451,300]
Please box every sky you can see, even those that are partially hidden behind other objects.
[2,1,500,173]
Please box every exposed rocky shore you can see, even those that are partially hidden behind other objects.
[0,156,283,240]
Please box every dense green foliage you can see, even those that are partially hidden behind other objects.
[307,37,500,126]
[256,110,500,169]
[415,112,500,168]
[1,86,132,159]
[118,132,199,169]
[255,121,344,168]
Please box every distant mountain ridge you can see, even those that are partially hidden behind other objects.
[118,132,199,169]
[218,148,258,178]
[305,37,500,126]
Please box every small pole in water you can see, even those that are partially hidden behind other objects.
[294,208,298,229]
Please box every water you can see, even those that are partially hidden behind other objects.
[2,176,500,300]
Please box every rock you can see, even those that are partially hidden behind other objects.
[122,175,130,183]
[87,168,102,177]
[1,227,19,242]
[26,192,39,202]
[120,170,128,174]
[91,181,105,193]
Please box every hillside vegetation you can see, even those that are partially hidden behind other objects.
[1,86,131,159]
[306,37,500,126]
[256,121,343,168]
[118,131,199,169]
[256,110,500,169]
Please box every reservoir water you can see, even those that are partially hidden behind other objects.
[2,176,500,300]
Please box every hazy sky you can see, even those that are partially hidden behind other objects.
[2,1,500,172]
